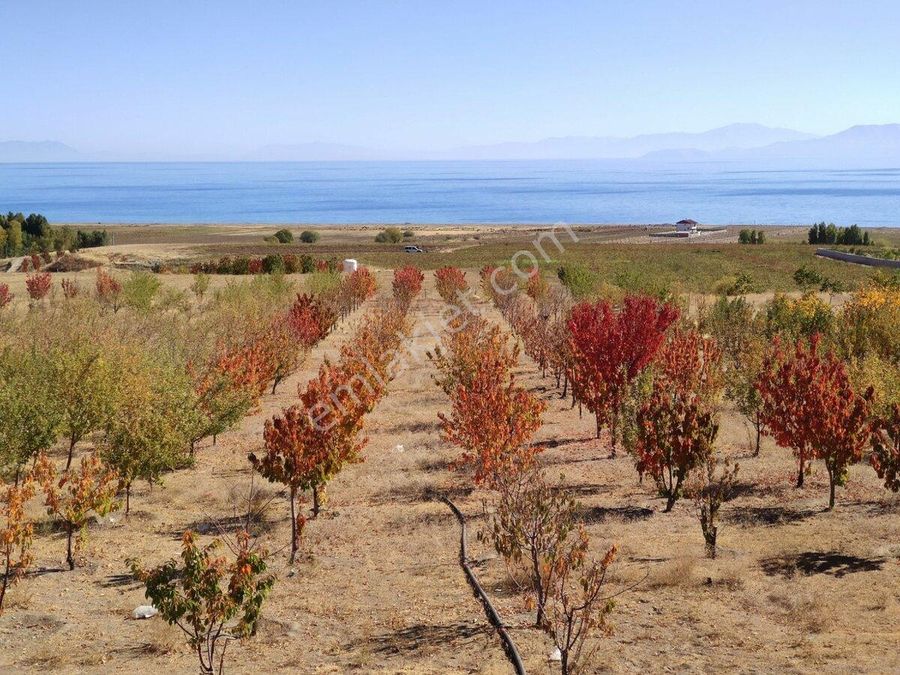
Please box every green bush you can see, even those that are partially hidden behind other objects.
[262,254,285,274]
[714,272,756,296]
[273,229,293,244]
[557,263,598,299]
[306,270,341,296]
[793,265,823,290]
[299,254,315,274]
[299,230,320,244]
[122,271,162,312]
[374,227,404,244]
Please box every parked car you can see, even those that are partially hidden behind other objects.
[404,245,425,253]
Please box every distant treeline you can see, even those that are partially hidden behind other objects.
[0,211,108,257]
[189,253,340,275]
[808,222,870,246]
[738,229,766,244]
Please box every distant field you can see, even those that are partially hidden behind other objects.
[62,223,900,295]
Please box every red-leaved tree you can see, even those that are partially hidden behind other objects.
[95,268,123,311]
[0,284,11,309]
[25,272,52,301]
[870,403,899,492]
[392,265,425,305]
[567,295,679,451]
[757,335,873,509]
[633,330,723,511]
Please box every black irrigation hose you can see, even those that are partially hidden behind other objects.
[441,496,527,675]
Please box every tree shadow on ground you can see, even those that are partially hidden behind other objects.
[580,505,654,524]
[760,551,885,578]
[418,457,453,473]
[173,513,273,540]
[553,482,615,498]
[98,573,139,588]
[726,506,817,527]
[358,622,489,656]
[23,566,67,578]
[386,420,441,435]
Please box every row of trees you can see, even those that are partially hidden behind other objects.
[2,264,386,670]
[737,229,766,244]
[189,253,342,276]
[251,266,412,563]
[1,211,107,257]
[1,267,367,606]
[808,222,871,245]
[488,267,899,515]
[122,267,379,673]
[432,268,618,675]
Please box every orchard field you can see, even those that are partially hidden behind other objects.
[1,224,899,674]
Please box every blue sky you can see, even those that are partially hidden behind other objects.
[2,1,899,157]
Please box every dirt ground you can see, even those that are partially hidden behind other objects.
[0,271,898,674]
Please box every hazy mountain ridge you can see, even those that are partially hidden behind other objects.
[0,140,80,162]
[441,123,817,160]
[3,124,900,164]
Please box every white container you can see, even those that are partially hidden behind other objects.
[343,258,358,273]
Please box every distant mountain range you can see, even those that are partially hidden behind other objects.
[0,140,80,162]
[436,123,817,160]
[3,124,900,165]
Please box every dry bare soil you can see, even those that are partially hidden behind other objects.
[0,271,898,674]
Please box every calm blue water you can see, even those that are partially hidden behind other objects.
[1,161,898,226]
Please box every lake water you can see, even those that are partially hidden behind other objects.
[1,161,899,226]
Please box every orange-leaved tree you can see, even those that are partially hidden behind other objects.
[438,320,545,486]
[633,329,723,512]
[1,476,36,613]
[251,364,368,560]
[34,453,120,569]
[434,266,468,304]
[757,334,873,508]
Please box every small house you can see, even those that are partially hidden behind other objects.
[676,219,699,234]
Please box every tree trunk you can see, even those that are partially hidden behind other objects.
[66,528,75,570]
[65,437,77,470]
[827,465,836,510]
[125,482,131,516]
[1,549,11,610]
[664,493,676,513]
[312,485,321,517]
[796,459,805,488]
[754,414,761,457]
[704,525,717,559]
[289,487,298,563]
[595,414,601,439]
[561,650,569,675]
[609,414,618,458]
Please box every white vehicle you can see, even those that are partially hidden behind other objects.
[404,245,425,253]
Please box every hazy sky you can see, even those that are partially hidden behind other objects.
[3,1,899,157]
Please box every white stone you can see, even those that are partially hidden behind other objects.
[549,647,562,662]
[132,605,158,619]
